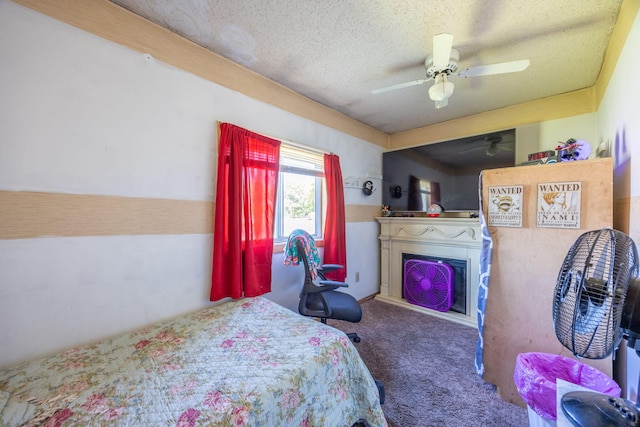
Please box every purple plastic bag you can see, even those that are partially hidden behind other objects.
[513,352,621,420]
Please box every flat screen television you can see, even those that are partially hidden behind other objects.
[382,130,515,213]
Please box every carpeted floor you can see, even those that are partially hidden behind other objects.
[328,299,529,427]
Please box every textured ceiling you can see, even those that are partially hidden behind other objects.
[111,0,622,135]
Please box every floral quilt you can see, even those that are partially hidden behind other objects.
[0,297,385,427]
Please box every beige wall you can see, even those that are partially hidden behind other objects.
[8,0,638,240]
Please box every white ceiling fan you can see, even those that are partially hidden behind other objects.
[372,33,530,109]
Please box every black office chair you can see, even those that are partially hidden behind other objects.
[285,230,386,404]
[285,230,362,343]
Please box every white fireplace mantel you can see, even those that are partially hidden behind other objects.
[376,216,481,327]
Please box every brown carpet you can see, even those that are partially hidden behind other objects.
[328,299,529,427]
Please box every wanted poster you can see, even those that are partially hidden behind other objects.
[537,181,581,229]
[488,185,523,227]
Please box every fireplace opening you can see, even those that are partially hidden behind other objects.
[402,253,467,315]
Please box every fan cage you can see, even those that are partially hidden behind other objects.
[553,228,639,359]
[403,259,454,312]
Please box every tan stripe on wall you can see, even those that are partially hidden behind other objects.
[0,190,380,239]
[0,190,214,239]
[345,204,382,223]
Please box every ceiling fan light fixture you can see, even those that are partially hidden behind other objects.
[428,73,454,102]
[486,143,499,156]
[434,98,448,109]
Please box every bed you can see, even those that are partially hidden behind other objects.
[0,297,385,426]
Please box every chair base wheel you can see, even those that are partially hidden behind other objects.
[375,380,385,404]
[347,333,360,343]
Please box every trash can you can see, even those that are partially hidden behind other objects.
[513,352,621,426]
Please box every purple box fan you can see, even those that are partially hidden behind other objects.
[403,259,454,312]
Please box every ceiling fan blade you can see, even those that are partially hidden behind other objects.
[458,144,485,154]
[433,33,453,68]
[457,59,530,78]
[496,143,514,151]
[372,79,429,94]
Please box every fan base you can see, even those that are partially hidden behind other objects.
[561,391,640,426]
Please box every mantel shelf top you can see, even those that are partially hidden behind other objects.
[376,215,479,224]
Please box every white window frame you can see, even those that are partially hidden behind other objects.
[274,143,324,242]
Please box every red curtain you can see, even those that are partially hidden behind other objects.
[323,154,347,281]
[210,123,280,301]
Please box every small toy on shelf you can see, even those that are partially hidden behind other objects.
[556,138,591,161]
[427,203,443,217]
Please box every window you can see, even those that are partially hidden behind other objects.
[274,144,324,241]
[408,175,441,211]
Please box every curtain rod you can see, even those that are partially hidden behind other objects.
[257,128,329,155]
[217,121,330,155]
[279,138,330,156]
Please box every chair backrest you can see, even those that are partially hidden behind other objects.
[285,230,361,328]
[284,229,328,317]
[284,229,321,282]
[294,238,319,292]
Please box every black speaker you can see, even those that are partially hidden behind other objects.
[362,180,374,196]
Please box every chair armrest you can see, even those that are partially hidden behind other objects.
[319,264,344,274]
[303,280,344,293]
[319,279,348,288]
